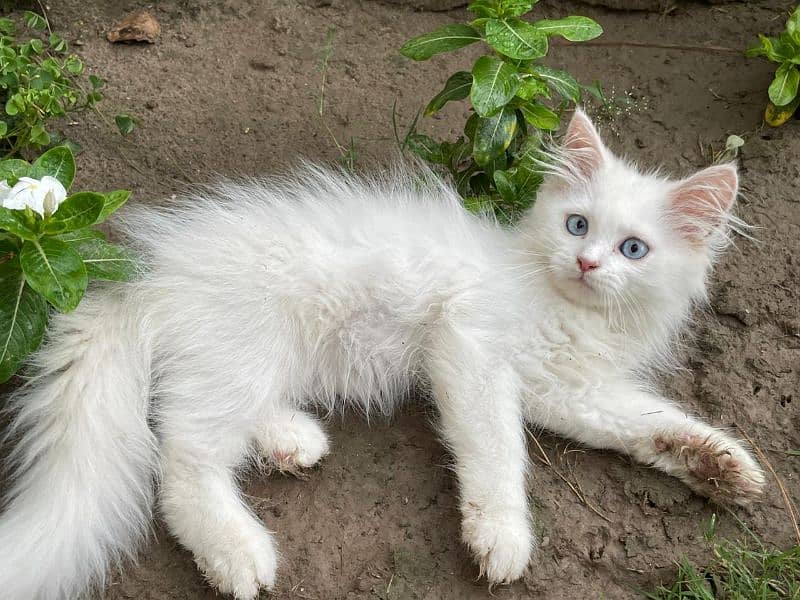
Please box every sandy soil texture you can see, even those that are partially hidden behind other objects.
[12,0,800,598]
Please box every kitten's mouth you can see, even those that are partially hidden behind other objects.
[575,273,594,290]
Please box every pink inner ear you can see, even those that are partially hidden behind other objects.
[562,109,606,180]
[669,165,738,241]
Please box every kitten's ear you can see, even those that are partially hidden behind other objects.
[668,164,738,242]
[561,109,607,181]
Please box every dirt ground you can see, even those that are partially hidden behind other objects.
[16,0,800,598]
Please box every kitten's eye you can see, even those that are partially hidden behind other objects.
[620,237,649,259]
[566,214,588,236]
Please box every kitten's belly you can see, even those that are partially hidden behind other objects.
[302,302,421,412]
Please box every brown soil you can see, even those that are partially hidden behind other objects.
[20,0,800,598]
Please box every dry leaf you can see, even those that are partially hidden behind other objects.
[107,11,161,44]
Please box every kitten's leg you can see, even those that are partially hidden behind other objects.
[256,409,330,473]
[428,332,533,584]
[526,381,764,505]
[159,433,278,600]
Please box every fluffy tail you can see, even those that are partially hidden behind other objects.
[0,287,157,600]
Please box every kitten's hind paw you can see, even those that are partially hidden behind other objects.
[461,501,534,585]
[651,430,765,506]
[258,410,330,476]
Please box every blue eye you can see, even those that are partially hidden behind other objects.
[620,237,649,259]
[566,214,588,236]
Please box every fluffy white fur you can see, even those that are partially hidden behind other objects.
[0,111,764,599]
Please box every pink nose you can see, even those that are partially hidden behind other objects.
[577,256,599,272]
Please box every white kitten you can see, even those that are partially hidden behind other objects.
[0,110,764,599]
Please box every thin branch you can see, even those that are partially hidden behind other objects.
[553,39,742,55]
[737,425,800,545]
[34,0,53,36]
[528,431,612,523]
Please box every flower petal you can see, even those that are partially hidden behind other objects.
[0,180,11,204]
[39,176,67,204]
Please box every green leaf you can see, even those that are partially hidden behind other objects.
[29,124,50,147]
[441,138,472,170]
[473,106,517,165]
[0,255,48,383]
[528,65,581,102]
[769,63,800,106]
[493,170,517,203]
[482,151,508,175]
[406,133,446,163]
[64,55,83,75]
[788,6,800,45]
[463,194,495,214]
[48,33,67,53]
[464,113,480,140]
[532,16,603,42]
[95,189,132,224]
[30,145,76,189]
[746,34,778,60]
[498,0,536,17]
[470,56,520,116]
[510,162,543,198]
[400,24,481,61]
[89,74,105,89]
[43,192,105,234]
[425,71,473,116]
[0,207,38,240]
[515,77,549,100]
[57,229,105,244]
[519,103,560,130]
[0,159,31,184]
[59,230,136,282]
[0,121,7,137]
[115,114,136,135]
[467,1,500,19]
[20,237,87,312]
[582,80,605,100]
[0,18,15,35]
[23,10,48,31]
[485,18,547,60]
[453,167,475,199]
[776,33,800,64]
[4,93,22,116]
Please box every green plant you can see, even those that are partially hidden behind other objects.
[0,11,114,157]
[399,0,602,222]
[645,515,800,600]
[747,5,800,127]
[0,145,134,382]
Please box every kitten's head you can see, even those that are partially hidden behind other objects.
[520,110,738,327]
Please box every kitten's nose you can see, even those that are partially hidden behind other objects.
[577,256,599,272]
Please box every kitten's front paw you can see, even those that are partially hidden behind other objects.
[461,501,534,584]
[194,525,278,600]
[652,430,765,506]
[258,411,330,475]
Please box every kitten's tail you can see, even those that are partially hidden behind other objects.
[0,286,157,600]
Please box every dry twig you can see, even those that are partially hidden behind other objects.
[527,432,612,523]
[737,425,800,545]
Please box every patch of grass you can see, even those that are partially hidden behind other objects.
[645,515,800,600]
[315,27,357,171]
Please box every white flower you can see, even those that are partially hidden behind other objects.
[0,180,11,203]
[1,176,67,217]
